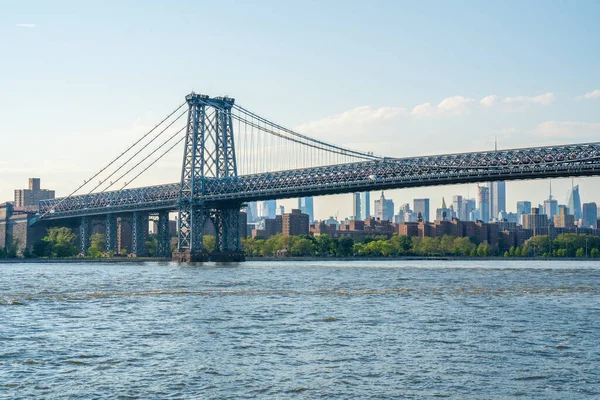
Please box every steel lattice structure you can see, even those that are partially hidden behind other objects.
[32,92,600,261]
[38,142,600,221]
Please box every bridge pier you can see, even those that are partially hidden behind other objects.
[211,206,245,262]
[156,210,171,258]
[131,211,148,257]
[79,216,91,256]
[105,214,118,256]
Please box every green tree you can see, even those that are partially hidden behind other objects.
[290,238,315,256]
[87,233,106,258]
[591,248,600,258]
[144,235,158,257]
[336,236,354,257]
[41,227,78,258]
[576,248,585,258]
[315,234,334,256]
[203,235,216,252]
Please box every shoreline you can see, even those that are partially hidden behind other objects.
[1,256,599,264]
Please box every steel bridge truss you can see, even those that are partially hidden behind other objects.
[39,142,600,222]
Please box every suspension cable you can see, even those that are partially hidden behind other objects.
[103,125,187,192]
[39,101,187,218]
[92,108,188,194]
[233,104,381,160]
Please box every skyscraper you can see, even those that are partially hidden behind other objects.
[465,198,476,221]
[244,201,258,222]
[374,192,394,221]
[436,197,450,221]
[258,200,277,219]
[360,192,371,219]
[582,202,597,228]
[567,184,582,221]
[413,198,430,222]
[543,181,558,221]
[298,197,314,222]
[477,186,490,222]
[352,193,361,220]
[487,181,506,221]
[452,195,465,221]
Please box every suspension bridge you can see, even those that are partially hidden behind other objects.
[33,92,600,261]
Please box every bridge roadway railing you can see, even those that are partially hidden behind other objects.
[36,142,600,221]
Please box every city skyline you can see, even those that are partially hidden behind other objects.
[1,2,599,221]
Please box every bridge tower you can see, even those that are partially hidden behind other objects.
[173,93,244,262]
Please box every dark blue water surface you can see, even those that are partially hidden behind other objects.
[1,260,599,399]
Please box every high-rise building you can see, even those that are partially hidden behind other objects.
[582,202,597,228]
[554,207,575,228]
[413,198,430,222]
[374,192,394,221]
[464,198,476,221]
[453,195,465,221]
[298,197,314,222]
[436,197,450,221]
[276,205,285,216]
[477,186,490,223]
[257,200,277,219]
[360,192,371,219]
[282,209,309,236]
[488,181,506,221]
[244,201,258,222]
[14,178,55,209]
[522,208,549,236]
[567,184,582,221]
[516,201,532,225]
[543,182,558,221]
[352,193,361,220]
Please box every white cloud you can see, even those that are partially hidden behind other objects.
[411,96,475,117]
[295,105,407,133]
[410,102,435,117]
[503,92,555,105]
[480,95,498,107]
[578,89,600,100]
[437,96,475,114]
[16,23,36,28]
[533,121,600,139]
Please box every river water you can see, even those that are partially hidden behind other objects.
[1,260,599,399]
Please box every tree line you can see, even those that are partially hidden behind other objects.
[4,227,600,259]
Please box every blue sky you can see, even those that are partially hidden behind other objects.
[1,1,599,219]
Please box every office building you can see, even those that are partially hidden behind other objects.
[436,197,450,221]
[522,208,549,236]
[554,208,575,228]
[14,178,55,209]
[582,202,597,228]
[298,197,314,222]
[374,192,394,221]
[488,181,506,221]
[477,186,490,222]
[257,200,277,219]
[360,192,371,219]
[352,193,361,220]
[244,201,258,222]
[567,184,582,221]
[413,198,430,222]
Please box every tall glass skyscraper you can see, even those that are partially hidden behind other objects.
[258,200,277,219]
[413,198,430,222]
[298,197,314,222]
[487,181,506,221]
[477,186,490,223]
[360,192,370,219]
[352,192,371,220]
[567,184,582,221]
